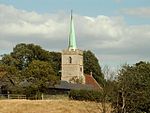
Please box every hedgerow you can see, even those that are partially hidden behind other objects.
[69,89,102,102]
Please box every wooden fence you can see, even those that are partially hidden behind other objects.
[0,94,68,100]
[0,94,26,99]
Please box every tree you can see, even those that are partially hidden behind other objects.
[11,43,51,70]
[0,43,60,95]
[49,52,61,77]
[100,65,117,113]
[0,64,21,93]
[1,54,19,67]
[111,61,150,113]
[83,50,104,85]
[23,60,58,96]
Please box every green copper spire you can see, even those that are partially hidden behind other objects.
[68,10,77,50]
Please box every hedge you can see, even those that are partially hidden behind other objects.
[69,89,103,102]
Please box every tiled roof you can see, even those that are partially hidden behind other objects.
[85,74,102,90]
[51,74,102,91]
[54,81,94,90]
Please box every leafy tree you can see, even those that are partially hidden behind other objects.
[23,60,58,96]
[1,54,19,67]
[83,50,104,85]
[0,64,21,93]
[111,61,150,113]
[0,43,60,95]
[11,43,51,70]
[0,64,7,78]
[49,52,61,77]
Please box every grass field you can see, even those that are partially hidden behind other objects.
[0,99,111,113]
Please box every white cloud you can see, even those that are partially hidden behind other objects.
[121,7,150,18]
[0,4,150,68]
[0,4,68,39]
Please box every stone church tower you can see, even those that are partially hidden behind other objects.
[61,11,85,84]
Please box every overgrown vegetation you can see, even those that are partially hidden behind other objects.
[102,61,150,113]
[69,61,150,113]
[0,43,61,95]
[69,89,103,102]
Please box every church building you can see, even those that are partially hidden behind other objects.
[61,11,85,84]
[50,11,101,92]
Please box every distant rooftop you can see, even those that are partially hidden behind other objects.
[85,74,102,90]
[54,81,94,90]
[52,74,102,91]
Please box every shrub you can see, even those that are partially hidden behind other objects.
[69,89,102,102]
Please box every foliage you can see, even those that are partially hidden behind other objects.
[10,43,51,70]
[69,76,84,84]
[24,60,58,96]
[0,43,60,95]
[49,52,61,77]
[0,64,21,93]
[69,89,103,102]
[83,50,104,85]
[111,61,150,113]
[1,54,19,67]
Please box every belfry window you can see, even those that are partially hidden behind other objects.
[69,57,72,63]
[80,67,82,72]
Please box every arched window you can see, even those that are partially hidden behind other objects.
[69,57,72,63]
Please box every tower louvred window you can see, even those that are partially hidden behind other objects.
[69,57,72,63]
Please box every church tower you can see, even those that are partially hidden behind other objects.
[61,11,85,84]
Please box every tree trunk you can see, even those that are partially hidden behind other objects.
[121,89,125,113]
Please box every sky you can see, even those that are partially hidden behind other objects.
[0,0,150,70]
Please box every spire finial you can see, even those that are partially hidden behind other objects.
[71,10,73,20]
[68,10,77,50]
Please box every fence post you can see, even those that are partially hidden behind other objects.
[7,91,10,99]
[41,93,43,100]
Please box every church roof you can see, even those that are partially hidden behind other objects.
[52,74,102,91]
[68,10,77,50]
[54,81,94,90]
[85,74,102,90]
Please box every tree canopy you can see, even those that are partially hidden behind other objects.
[0,43,60,94]
[83,50,104,85]
[110,61,150,113]
[23,60,58,96]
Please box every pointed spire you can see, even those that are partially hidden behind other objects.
[68,10,77,50]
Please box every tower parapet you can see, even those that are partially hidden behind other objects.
[62,49,83,55]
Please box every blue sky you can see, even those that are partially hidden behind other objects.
[0,0,150,70]
[0,0,150,25]
[0,0,149,16]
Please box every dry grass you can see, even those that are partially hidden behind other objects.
[0,99,111,113]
